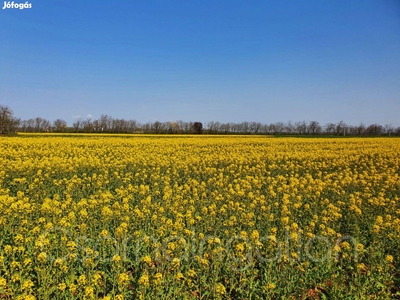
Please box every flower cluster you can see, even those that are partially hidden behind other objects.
[0,135,399,298]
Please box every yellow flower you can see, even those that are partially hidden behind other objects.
[386,255,394,264]
[11,274,20,283]
[341,242,351,250]
[333,245,341,253]
[268,283,276,289]
[138,274,150,287]
[174,272,185,281]
[153,272,163,285]
[281,217,289,225]
[10,261,21,269]
[58,283,67,291]
[376,216,383,225]
[84,286,94,298]
[141,255,152,264]
[112,254,121,263]
[215,283,226,295]
[4,245,12,255]
[53,258,63,267]
[187,269,196,278]
[93,272,103,286]
[118,273,130,286]
[69,284,77,293]
[24,258,32,267]
[37,252,47,263]
[171,257,181,268]
[67,241,77,251]
[357,263,366,272]
[0,277,6,287]
[78,274,87,285]
[200,258,209,267]
[21,279,34,290]
[14,234,24,244]
[250,230,259,241]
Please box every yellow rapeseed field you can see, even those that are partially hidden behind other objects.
[0,135,399,299]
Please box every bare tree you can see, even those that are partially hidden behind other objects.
[31,117,51,132]
[0,105,20,134]
[127,120,139,133]
[167,122,179,134]
[82,118,94,133]
[99,115,112,132]
[53,119,67,132]
[285,121,295,134]
[355,123,366,136]
[295,121,307,135]
[192,122,203,134]
[219,123,230,134]
[152,121,162,133]
[365,123,383,136]
[384,124,394,137]
[21,118,35,132]
[73,118,82,132]
[92,119,101,132]
[335,121,347,136]
[308,121,321,135]
[206,121,220,134]
[324,123,335,135]
[141,122,152,133]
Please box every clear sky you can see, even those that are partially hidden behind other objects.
[1,0,399,126]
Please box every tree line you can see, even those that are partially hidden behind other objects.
[1,104,399,136]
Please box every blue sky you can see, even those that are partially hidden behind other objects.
[1,0,399,126]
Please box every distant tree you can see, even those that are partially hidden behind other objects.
[127,120,139,132]
[355,123,366,136]
[167,122,179,134]
[53,119,67,132]
[185,121,194,133]
[92,119,101,132]
[141,122,152,133]
[230,122,240,133]
[384,124,394,136]
[220,123,231,134]
[274,122,285,134]
[336,121,347,136]
[249,122,261,134]
[324,123,336,135]
[240,122,250,134]
[152,121,162,133]
[82,118,94,133]
[295,121,307,135]
[192,122,203,134]
[72,118,82,132]
[308,121,321,135]
[285,121,295,134]
[20,118,35,132]
[42,119,51,132]
[365,123,383,136]
[99,115,112,132]
[0,105,20,134]
[206,121,220,134]
[176,120,187,133]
